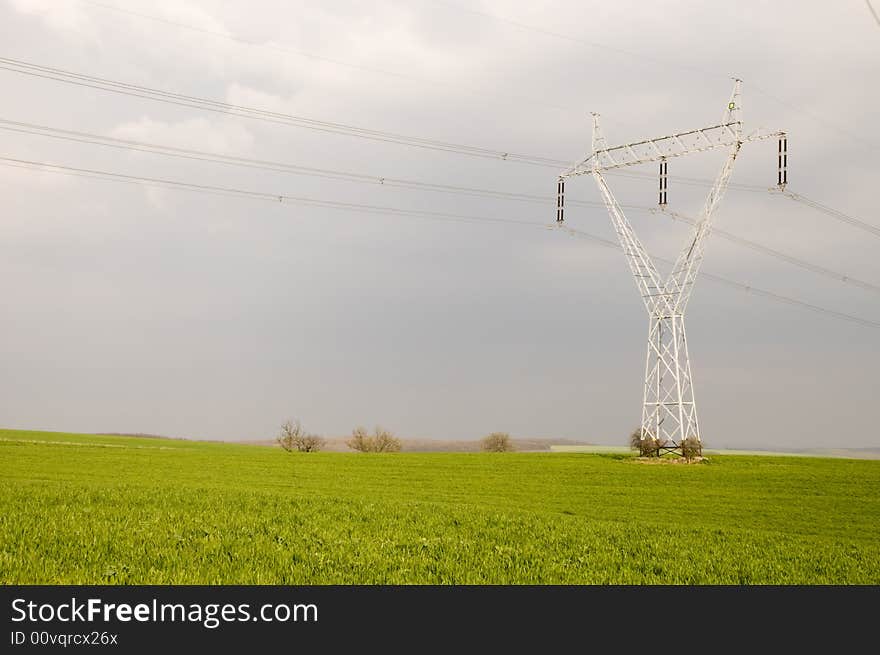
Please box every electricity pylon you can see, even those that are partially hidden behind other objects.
[556,80,786,453]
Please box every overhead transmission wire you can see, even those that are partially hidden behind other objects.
[0,56,564,168]
[77,0,880,150]
[556,225,880,330]
[654,209,880,295]
[74,0,578,115]
[0,155,546,227]
[0,117,674,212]
[6,17,874,226]
[5,55,873,231]
[66,2,810,185]
[425,0,719,80]
[0,57,761,190]
[12,54,868,234]
[1,60,876,255]
[0,56,783,195]
[4,58,868,238]
[773,190,880,239]
[427,0,880,153]
[2,154,878,331]
[4,117,880,296]
[0,118,608,208]
[2,15,874,325]
[868,0,880,28]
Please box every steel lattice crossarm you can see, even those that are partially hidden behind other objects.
[560,123,785,177]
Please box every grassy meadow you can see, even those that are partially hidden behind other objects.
[1,428,879,584]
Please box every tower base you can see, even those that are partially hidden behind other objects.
[640,313,701,449]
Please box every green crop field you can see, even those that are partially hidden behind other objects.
[2,428,879,584]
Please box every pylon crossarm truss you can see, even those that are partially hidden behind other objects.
[561,124,782,177]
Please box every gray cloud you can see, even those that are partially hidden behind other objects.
[0,0,877,448]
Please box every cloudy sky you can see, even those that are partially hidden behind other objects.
[0,0,877,448]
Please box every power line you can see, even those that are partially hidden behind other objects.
[0,117,630,207]
[0,57,769,190]
[775,189,880,239]
[0,58,788,198]
[0,119,763,199]
[2,57,875,246]
[77,0,434,83]
[0,56,565,168]
[655,208,880,295]
[0,155,541,227]
[429,0,879,153]
[74,0,880,153]
[2,154,877,330]
[866,0,880,28]
[5,117,879,295]
[0,56,778,194]
[747,81,878,154]
[74,0,579,116]
[425,0,719,80]
[556,225,880,330]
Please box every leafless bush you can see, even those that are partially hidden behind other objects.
[277,419,325,452]
[653,438,669,457]
[346,426,370,452]
[641,439,659,457]
[629,428,644,452]
[481,432,514,452]
[277,419,303,452]
[372,427,401,453]
[346,426,402,453]
[630,428,665,457]
[296,433,325,452]
[681,436,702,461]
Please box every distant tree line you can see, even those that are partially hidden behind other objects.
[277,420,402,453]
[277,422,522,454]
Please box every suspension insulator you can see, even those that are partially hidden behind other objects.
[659,160,668,205]
[556,178,565,222]
[778,135,788,188]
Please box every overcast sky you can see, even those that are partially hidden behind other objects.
[0,0,877,448]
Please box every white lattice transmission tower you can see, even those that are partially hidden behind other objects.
[556,80,787,453]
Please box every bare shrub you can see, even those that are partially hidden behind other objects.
[481,432,514,452]
[641,438,659,458]
[346,426,371,452]
[277,419,303,452]
[630,428,665,457]
[372,427,402,453]
[296,433,325,452]
[346,426,402,453]
[681,436,702,461]
[277,419,325,452]
[629,428,644,452]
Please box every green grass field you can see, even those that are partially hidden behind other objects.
[2,428,879,584]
